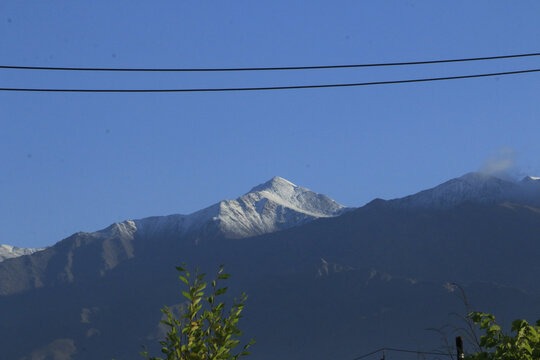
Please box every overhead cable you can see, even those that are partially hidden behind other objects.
[351,347,451,360]
[1,68,539,93]
[1,52,539,72]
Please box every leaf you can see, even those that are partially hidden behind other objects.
[216,287,228,296]
[488,324,501,332]
[182,291,193,301]
[141,264,254,360]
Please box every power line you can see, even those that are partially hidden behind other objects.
[1,68,539,93]
[351,347,451,360]
[1,52,539,72]
[385,347,451,356]
[352,348,385,360]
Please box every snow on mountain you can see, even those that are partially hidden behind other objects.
[93,176,349,241]
[0,177,346,265]
[214,176,348,238]
[0,244,45,262]
[390,172,540,208]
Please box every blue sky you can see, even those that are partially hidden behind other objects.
[1,1,540,248]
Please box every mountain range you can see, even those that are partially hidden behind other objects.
[0,173,539,360]
[0,244,44,262]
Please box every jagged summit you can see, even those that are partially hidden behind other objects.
[244,176,346,218]
[214,176,348,238]
[248,176,297,193]
[90,176,349,241]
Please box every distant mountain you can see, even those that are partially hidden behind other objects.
[0,177,348,296]
[0,173,539,360]
[0,244,44,262]
[132,176,348,240]
[390,172,540,208]
[100,176,348,241]
[216,176,348,238]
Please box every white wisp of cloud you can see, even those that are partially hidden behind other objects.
[479,147,520,181]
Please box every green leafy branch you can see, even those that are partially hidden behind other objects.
[141,265,254,360]
[465,312,539,360]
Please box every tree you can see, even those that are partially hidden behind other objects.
[465,312,539,360]
[141,265,254,360]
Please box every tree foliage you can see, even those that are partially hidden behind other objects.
[465,312,540,360]
[141,265,254,360]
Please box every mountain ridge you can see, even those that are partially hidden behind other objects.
[1,172,539,359]
[129,175,349,240]
[0,176,349,293]
[0,244,45,262]
[0,176,348,263]
[3,171,539,261]
[389,172,540,208]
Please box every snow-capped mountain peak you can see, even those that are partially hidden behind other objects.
[387,172,540,209]
[390,172,522,208]
[244,176,346,218]
[124,177,349,240]
[211,177,348,238]
[248,176,297,193]
[0,244,45,263]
